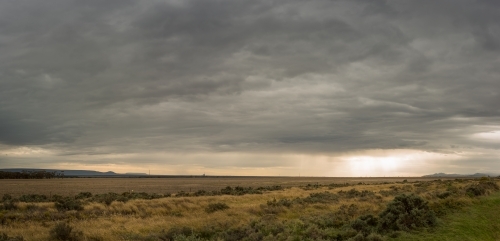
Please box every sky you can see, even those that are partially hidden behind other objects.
[0,0,499,177]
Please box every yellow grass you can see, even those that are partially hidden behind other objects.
[0,177,493,240]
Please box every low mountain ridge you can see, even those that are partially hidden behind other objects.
[0,168,147,176]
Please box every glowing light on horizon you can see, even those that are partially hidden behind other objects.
[341,150,463,177]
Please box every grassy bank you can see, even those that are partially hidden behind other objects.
[391,191,500,241]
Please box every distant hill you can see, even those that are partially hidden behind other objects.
[422,172,498,178]
[0,168,147,177]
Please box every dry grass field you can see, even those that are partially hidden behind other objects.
[0,177,452,197]
[0,177,498,241]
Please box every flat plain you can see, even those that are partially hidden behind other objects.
[1,176,450,197]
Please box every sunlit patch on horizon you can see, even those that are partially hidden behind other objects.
[341,149,463,177]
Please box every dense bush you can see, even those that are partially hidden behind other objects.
[75,192,92,199]
[338,189,376,199]
[55,198,84,211]
[378,194,436,232]
[19,194,48,203]
[205,202,229,213]
[464,181,498,197]
[50,222,83,241]
[436,191,452,199]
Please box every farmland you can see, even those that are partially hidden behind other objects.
[0,177,499,241]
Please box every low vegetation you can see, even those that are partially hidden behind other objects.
[0,177,498,240]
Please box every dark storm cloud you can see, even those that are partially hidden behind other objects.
[0,0,499,171]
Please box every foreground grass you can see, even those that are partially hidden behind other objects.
[0,178,499,240]
[391,191,500,241]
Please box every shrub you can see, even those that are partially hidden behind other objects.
[378,194,436,232]
[436,191,452,199]
[266,198,293,208]
[338,204,359,219]
[75,192,92,199]
[175,191,190,197]
[0,232,24,241]
[92,192,123,205]
[1,194,12,202]
[158,227,194,241]
[338,189,376,199]
[328,183,350,189]
[351,214,378,234]
[1,200,17,211]
[303,192,338,203]
[49,222,83,241]
[19,194,48,203]
[55,198,84,211]
[466,185,484,196]
[205,202,229,213]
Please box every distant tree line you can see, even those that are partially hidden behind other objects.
[0,170,63,179]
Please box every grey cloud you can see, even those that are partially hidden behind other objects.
[0,0,499,173]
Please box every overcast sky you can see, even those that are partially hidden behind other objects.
[1,0,499,176]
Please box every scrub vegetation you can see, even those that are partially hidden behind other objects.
[0,177,498,240]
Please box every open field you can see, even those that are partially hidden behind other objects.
[0,177,498,241]
[0,177,459,197]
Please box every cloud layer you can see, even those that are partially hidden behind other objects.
[1,0,499,175]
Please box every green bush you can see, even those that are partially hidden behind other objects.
[350,215,378,236]
[205,202,229,213]
[266,198,293,208]
[465,180,498,197]
[378,194,436,232]
[75,192,92,199]
[303,192,339,203]
[55,198,84,211]
[436,191,452,199]
[49,222,83,241]
[338,189,376,199]
[19,194,48,203]
[466,185,485,197]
